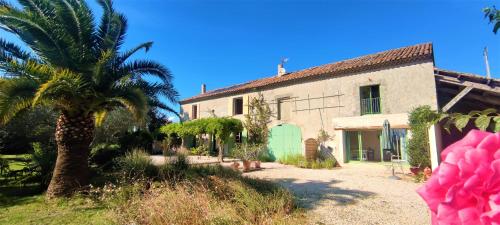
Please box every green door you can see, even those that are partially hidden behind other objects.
[268,124,302,161]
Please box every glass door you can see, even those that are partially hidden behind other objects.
[345,131,361,161]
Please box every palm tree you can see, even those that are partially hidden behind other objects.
[485,6,500,34]
[0,0,178,197]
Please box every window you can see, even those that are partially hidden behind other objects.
[277,97,291,120]
[233,97,243,115]
[191,105,198,119]
[360,85,381,115]
[235,132,242,143]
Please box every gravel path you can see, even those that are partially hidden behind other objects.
[244,162,430,225]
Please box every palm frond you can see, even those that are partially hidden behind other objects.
[108,86,148,122]
[0,5,71,66]
[32,69,92,108]
[0,59,52,81]
[97,0,127,53]
[53,0,95,62]
[0,77,38,123]
[135,80,178,103]
[92,49,114,88]
[0,38,33,61]
[150,98,180,119]
[96,0,113,49]
[0,0,177,124]
[117,41,153,65]
[94,110,107,127]
[119,60,172,83]
[17,0,56,21]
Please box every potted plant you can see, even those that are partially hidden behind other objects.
[423,167,432,179]
[242,159,251,172]
[232,144,252,172]
[410,163,422,175]
[249,144,264,169]
[254,160,261,169]
[230,162,240,170]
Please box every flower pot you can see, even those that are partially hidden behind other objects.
[423,167,432,179]
[410,167,421,175]
[230,162,240,170]
[254,160,261,169]
[242,160,251,172]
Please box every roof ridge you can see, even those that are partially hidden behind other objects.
[181,42,434,103]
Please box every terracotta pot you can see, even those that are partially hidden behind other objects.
[254,161,261,169]
[242,160,251,172]
[423,167,432,179]
[410,167,421,175]
[230,162,240,170]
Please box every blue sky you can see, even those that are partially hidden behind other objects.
[3,0,500,115]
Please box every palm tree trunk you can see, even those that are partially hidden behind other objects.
[46,113,94,198]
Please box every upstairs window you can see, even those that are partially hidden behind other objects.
[360,85,381,115]
[277,97,291,120]
[233,97,243,115]
[192,105,198,119]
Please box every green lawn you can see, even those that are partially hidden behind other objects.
[1,154,30,170]
[0,187,113,225]
[0,154,112,225]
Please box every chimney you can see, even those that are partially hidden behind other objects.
[201,83,206,94]
[277,63,286,77]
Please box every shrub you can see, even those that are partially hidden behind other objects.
[158,154,190,181]
[114,149,157,179]
[407,106,437,168]
[92,108,141,145]
[231,143,263,161]
[29,142,57,188]
[90,143,121,168]
[189,145,209,156]
[119,130,154,153]
[279,154,308,167]
[322,158,336,169]
[280,154,336,169]
[257,148,274,162]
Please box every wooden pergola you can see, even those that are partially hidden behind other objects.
[434,68,500,113]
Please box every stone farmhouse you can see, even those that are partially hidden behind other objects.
[179,43,500,168]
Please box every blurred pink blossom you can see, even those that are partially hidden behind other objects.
[417,130,500,225]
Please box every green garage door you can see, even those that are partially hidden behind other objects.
[268,124,302,161]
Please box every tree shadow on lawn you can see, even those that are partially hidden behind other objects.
[274,178,375,209]
[0,185,43,208]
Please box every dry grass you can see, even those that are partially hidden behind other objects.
[111,170,306,225]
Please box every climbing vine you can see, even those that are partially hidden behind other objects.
[407,106,499,168]
[160,117,243,161]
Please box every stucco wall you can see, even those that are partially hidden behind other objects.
[180,60,438,161]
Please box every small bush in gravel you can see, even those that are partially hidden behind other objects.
[280,154,336,169]
[114,149,157,179]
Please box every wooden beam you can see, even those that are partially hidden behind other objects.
[438,87,500,106]
[441,86,473,112]
[436,74,500,94]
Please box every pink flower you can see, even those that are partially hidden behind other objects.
[417,130,500,225]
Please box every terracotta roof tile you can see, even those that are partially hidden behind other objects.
[181,43,434,103]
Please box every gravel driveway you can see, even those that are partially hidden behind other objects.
[244,162,430,225]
